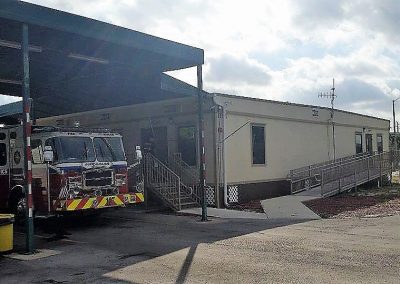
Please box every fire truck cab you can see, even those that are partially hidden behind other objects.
[0,125,144,218]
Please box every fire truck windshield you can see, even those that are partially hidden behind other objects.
[46,137,95,163]
[94,137,125,162]
[45,136,125,164]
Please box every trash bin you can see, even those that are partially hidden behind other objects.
[0,214,14,253]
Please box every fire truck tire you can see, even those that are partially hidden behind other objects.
[9,191,26,224]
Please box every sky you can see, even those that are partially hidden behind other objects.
[3,0,400,122]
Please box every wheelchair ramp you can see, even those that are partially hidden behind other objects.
[289,152,398,198]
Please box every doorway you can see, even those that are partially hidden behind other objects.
[141,127,168,163]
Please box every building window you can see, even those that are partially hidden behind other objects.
[0,143,6,166]
[178,126,197,166]
[377,134,383,153]
[251,124,266,165]
[31,139,43,164]
[355,132,363,154]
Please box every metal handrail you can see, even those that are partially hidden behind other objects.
[289,152,369,178]
[289,151,385,194]
[145,153,199,210]
[320,151,395,197]
[168,153,202,204]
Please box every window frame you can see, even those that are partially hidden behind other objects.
[377,134,383,153]
[177,125,197,167]
[355,132,363,154]
[251,123,266,166]
[0,142,7,167]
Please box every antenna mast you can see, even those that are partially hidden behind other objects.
[319,78,337,160]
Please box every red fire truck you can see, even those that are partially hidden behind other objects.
[0,125,144,218]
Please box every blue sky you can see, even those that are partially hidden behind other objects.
[3,0,400,121]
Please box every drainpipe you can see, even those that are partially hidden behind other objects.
[212,95,229,207]
[222,106,229,207]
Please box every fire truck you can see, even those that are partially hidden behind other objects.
[0,125,144,218]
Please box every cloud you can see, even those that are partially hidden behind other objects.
[206,55,272,86]
[292,0,346,29]
[0,95,21,105]
[16,0,400,121]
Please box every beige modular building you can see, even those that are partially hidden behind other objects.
[38,91,390,207]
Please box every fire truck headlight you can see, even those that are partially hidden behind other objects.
[68,175,83,191]
[67,190,77,199]
[115,174,126,186]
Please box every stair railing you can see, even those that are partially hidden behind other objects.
[168,153,202,204]
[144,153,182,210]
[145,153,199,211]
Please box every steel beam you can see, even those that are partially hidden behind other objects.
[197,65,207,221]
[22,24,34,254]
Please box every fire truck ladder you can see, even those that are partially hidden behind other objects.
[289,151,399,197]
[144,153,200,211]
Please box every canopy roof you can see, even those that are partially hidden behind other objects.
[0,0,204,118]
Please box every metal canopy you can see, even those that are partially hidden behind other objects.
[0,0,204,118]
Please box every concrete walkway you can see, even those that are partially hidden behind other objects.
[180,193,321,220]
[261,195,321,220]
[179,207,269,219]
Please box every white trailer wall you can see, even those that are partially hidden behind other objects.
[214,94,390,185]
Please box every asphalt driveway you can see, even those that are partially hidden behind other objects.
[0,208,399,283]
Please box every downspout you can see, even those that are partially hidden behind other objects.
[212,95,229,207]
[222,106,228,207]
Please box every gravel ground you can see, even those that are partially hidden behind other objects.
[303,186,400,218]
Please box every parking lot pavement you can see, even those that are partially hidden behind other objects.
[1,208,399,284]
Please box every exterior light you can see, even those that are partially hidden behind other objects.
[0,39,42,52]
[68,53,109,65]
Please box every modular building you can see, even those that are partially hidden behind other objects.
[38,91,390,207]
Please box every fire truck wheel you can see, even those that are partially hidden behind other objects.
[9,193,26,224]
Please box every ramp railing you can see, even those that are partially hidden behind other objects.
[289,153,370,194]
[320,152,393,197]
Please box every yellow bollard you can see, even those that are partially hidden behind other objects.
[0,214,14,253]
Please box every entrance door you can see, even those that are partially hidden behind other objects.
[0,130,9,208]
[141,127,168,163]
[365,134,373,154]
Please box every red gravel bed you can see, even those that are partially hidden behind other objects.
[304,192,400,218]
[229,200,264,213]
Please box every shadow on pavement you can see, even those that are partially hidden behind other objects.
[2,206,314,283]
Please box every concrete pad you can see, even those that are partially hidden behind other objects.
[179,207,269,219]
[261,195,321,220]
[294,186,322,197]
[4,249,61,261]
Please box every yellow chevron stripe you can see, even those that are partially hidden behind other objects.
[67,199,81,211]
[114,196,124,206]
[82,198,95,209]
[98,197,107,208]
[136,193,144,202]
[61,193,144,211]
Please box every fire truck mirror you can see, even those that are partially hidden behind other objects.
[10,139,16,148]
[135,146,142,161]
[43,146,54,163]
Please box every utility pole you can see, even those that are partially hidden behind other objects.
[393,98,400,151]
[319,78,337,160]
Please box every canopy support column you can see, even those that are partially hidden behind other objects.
[22,23,34,254]
[197,65,207,221]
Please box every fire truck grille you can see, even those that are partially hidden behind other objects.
[84,169,113,187]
